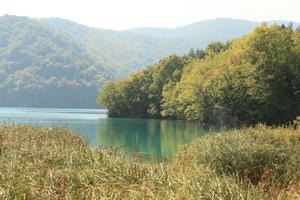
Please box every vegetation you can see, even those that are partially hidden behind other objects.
[0,15,112,108]
[295,116,300,127]
[99,24,300,125]
[98,54,190,117]
[1,15,299,109]
[181,125,300,187]
[41,18,269,74]
[0,15,264,109]
[0,125,299,199]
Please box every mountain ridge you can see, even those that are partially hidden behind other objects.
[0,15,112,108]
[1,15,299,108]
[41,17,299,74]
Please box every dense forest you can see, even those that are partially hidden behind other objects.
[0,15,112,108]
[99,24,300,125]
[0,16,267,108]
[1,15,299,108]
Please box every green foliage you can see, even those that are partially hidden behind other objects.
[101,24,300,125]
[163,24,300,125]
[98,55,188,118]
[188,48,206,59]
[2,15,300,110]
[243,25,298,124]
[0,15,112,108]
[98,71,152,117]
[205,41,229,56]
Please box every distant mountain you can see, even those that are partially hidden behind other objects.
[0,15,298,108]
[0,15,112,108]
[42,18,299,73]
[129,18,258,39]
[40,18,176,74]
[129,18,299,51]
[41,18,258,73]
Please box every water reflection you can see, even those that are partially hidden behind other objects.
[96,118,206,158]
[0,108,208,159]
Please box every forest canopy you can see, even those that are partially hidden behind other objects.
[0,15,112,108]
[98,24,300,125]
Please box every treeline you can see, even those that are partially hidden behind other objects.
[98,24,300,125]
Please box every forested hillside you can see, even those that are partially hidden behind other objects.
[1,15,298,108]
[42,18,298,74]
[99,24,300,125]
[0,15,112,108]
[40,18,176,74]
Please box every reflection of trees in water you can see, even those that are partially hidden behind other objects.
[96,118,206,158]
[159,120,206,158]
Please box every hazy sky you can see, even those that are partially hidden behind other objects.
[0,0,299,30]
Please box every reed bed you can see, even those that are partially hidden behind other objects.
[0,125,299,199]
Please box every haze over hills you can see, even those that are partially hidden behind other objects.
[129,18,258,38]
[129,18,299,38]
[40,18,259,73]
[40,18,176,74]
[128,18,299,55]
[0,15,299,108]
[39,17,300,73]
[0,15,112,108]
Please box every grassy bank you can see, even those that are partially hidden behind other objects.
[0,125,299,199]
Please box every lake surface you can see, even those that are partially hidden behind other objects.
[0,107,207,158]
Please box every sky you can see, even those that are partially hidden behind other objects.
[0,0,299,30]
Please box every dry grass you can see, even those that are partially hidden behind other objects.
[0,125,299,199]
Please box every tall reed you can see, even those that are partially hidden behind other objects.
[0,125,299,199]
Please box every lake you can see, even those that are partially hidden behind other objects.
[0,107,207,159]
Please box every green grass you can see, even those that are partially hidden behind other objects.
[0,125,299,199]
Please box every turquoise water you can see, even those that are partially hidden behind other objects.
[0,107,207,158]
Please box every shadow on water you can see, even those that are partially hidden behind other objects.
[96,118,208,159]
